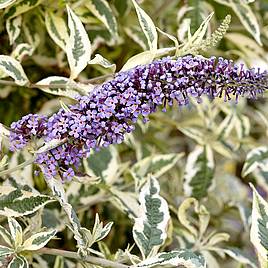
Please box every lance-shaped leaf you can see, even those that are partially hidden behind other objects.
[44,176,87,255]
[4,0,43,20]
[85,0,118,38]
[131,153,184,190]
[223,247,258,268]
[131,0,157,51]
[120,51,154,71]
[250,184,268,266]
[11,43,34,62]
[22,14,40,49]
[81,214,113,248]
[132,153,183,179]
[8,255,28,268]
[0,55,29,86]
[242,146,268,177]
[6,15,22,45]
[134,249,206,268]
[0,245,14,257]
[235,113,250,140]
[84,146,119,184]
[183,145,215,199]
[88,54,116,72]
[66,5,92,79]
[180,12,214,55]
[45,11,69,51]
[0,0,15,9]
[8,218,23,249]
[110,188,141,219]
[133,176,170,259]
[35,76,84,99]
[216,112,236,140]
[0,186,54,217]
[124,26,149,50]
[0,225,12,247]
[22,230,57,251]
[221,0,261,45]
[177,127,205,145]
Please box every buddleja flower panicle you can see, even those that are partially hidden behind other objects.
[9,55,268,180]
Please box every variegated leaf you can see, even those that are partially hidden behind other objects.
[133,176,170,259]
[120,51,154,71]
[22,230,57,251]
[22,14,40,49]
[11,43,34,62]
[83,146,119,184]
[134,250,206,268]
[124,26,149,50]
[0,0,16,9]
[235,113,250,140]
[8,255,28,268]
[88,54,116,72]
[8,217,23,249]
[85,0,118,38]
[110,188,141,219]
[229,0,261,45]
[45,11,69,51]
[216,112,236,140]
[66,5,92,79]
[131,153,183,189]
[96,222,113,241]
[223,247,258,268]
[156,27,179,55]
[53,256,64,268]
[242,146,268,177]
[0,186,54,217]
[177,127,205,145]
[0,55,29,86]
[131,0,158,51]
[250,184,268,266]
[0,245,13,257]
[34,138,67,154]
[81,213,113,247]
[74,6,100,24]
[93,215,113,242]
[0,225,12,247]
[207,233,230,248]
[180,12,213,55]
[183,145,215,199]
[4,0,43,20]
[6,15,22,45]
[177,198,199,237]
[35,76,83,99]
[44,176,87,255]
[114,0,131,17]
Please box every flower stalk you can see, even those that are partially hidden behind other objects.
[36,247,131,268]
[8,55,268,181]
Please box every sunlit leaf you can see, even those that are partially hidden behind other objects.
[131,0,158,51]
[0,55,29,86]
[183,145,215,199]
[22,230,57,251]
[133,176,170,259]
[0,186,54,217]
[66,5,92,79]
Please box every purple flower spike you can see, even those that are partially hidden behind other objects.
[9,55,268,181]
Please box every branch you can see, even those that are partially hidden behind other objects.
[36,247,131,268]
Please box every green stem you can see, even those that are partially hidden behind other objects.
[36,247,131,268]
